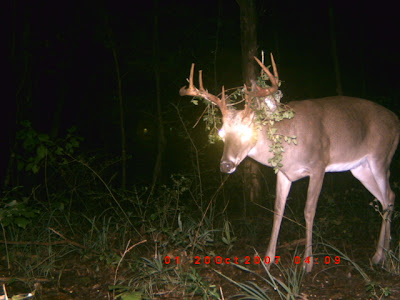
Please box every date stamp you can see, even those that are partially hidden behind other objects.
[164,255,341,266]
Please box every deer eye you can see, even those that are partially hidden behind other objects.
[237,125,253,142]
[218,128,226,140]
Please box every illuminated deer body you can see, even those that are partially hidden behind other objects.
[180,55,399,272]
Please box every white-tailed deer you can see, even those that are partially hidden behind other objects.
[180,54,399,272]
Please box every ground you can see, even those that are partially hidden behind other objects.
[1,236,400,299]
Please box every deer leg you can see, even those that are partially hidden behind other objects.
[373,203,394,265]
[304,171,325,272]
[369,163,394,265]
[351,162,394,265]
[372,179,394,265]
[266,171,292,267]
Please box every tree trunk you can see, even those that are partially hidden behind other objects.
[151,0,166,188]
[111,45,127,189]
[237,0,262,215]
[238,0,258,86]
[105,16,127,189]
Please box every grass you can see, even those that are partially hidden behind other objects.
[2,122,400,299]
[2,175,400,299]
[213,248,306,300]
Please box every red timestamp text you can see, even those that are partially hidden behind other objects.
[164,255,281,265]
[293,255,341,265]
[164,255,341,266]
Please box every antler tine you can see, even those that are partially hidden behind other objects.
[199,70,204,91]
[253,53,279,96]
[189,63,195,90]
[179,63,228,114]
[270,53,279,83]
[179,63,197,96]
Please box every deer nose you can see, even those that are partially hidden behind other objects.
[220,161,235,173]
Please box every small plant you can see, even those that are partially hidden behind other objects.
[0,187,39,229]
[215,250,305,300]
[113,255,220,299]
[366,282,391,299]
[16,120,83,174]
[382,242,400,275]
[184,267,220,298]
[221,220,236,253]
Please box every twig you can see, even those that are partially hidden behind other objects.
[0,240,74,246]
[66,154,141,237]
[113,239,147,299]
[193,105,208,129]
[174,104,203,205]
[49,228,88,250]
[0,277,50,283]
[192,86,245,128]
[190,175,229,254]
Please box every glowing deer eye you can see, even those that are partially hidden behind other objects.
[218,128,226,139]
[237,125,253,142]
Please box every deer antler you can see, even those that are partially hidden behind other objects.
[179,64,228,114]
[243,53,280,114]
[252,53,280,97]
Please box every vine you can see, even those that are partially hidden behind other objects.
[192,66,297,172]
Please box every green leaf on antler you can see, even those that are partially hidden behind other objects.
[191,64,297,172]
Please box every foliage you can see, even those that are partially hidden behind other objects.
[16,120,83,174]
[192,65,296,172]
[251,92,297,172]
[111,255,220,299]
[0,187,39,229]
[384,245,400,275]
[221,219,236,253]
[192,97,223,144]
[365,282,391,299]
[215,251,305,300]
[3,120,399,298]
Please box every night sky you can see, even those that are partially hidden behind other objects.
[7,0,400,186]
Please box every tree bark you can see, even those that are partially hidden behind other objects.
[238,0,258,86]
[112,47,127,189]
[151,0,166,187]
[105,16,127,189]
[237,0,262,212]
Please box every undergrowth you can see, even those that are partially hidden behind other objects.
[1,121,400,299]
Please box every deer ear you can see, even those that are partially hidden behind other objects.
[249,80,278,112]
[265,97,278,112]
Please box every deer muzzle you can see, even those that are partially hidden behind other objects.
[220,160,236,173]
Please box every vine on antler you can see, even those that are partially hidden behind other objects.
[181,53,297,171]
